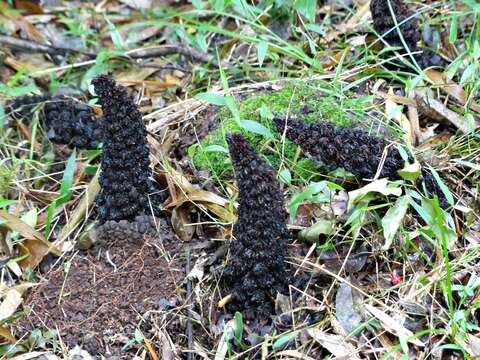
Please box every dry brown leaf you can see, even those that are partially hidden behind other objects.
[377,333,403,359]
[143,335,160,360]
[171,206,195,242]
[407,90,420,146]
[18,239,50,270]
[157,330,177,360]
[166,169,235,222]
[415,89,479,133]
[375,91,416,106]
[0,210,45,243]
[307,328,361,360]
[13,17,47,44]
[425,69,480,113]
[13,0,44,14]
[114,66,160,84]
[386,88,413,144]
[324,2,370,42]
[0,326,17,343]
[9,351,58,360]
[119,77,181,90]
[168,190,229,208]
[0,210,61,268]
[365,304,424,347]
[0,288,23,321]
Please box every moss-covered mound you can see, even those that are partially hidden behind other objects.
[189,82,372,183]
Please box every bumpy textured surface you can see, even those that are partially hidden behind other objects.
[92,215,161,248]
[274,116,403,180]
[223,134,289,320]
[92,75,164,223]
[370,0,443,68]
[6,94,103,149]
[274,117,449,208]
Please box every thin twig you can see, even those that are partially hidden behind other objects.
[0,34,95,57]
[126,44,230,68]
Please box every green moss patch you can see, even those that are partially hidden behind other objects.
[189,81,371,183]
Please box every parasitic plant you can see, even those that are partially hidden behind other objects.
[223,134,289,319]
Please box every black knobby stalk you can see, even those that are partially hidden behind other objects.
[7,94,103,149]
[274,116,403,180]
[223,134,289,320]
[370,0,444,69]
[274,116,449,208]
[92,75,159,223]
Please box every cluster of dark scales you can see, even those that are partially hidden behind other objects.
[370,0,444,69]
[91,215,162,248]
[274,116,449,208]
[274,116,403,180]
[92,75,164,224]
[223,134,289,320]
[6,94,103,149]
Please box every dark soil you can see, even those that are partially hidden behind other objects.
[17,225,184,358]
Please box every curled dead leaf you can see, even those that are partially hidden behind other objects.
[171,206,195,242]
[0,210,61,269]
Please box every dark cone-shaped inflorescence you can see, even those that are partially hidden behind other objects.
[6,94,103,149]
[92,75,162,224]
[370,0,443,69]
[274,117,450,208]
[223,134,289,320]
[274,116,403,180]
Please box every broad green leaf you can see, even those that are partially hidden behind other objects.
[195,92,227,106]
[453,159,480,171]
[192,0,205,9]
[0,104,4,129]
[259,104,273,120]
[225,96,240,123]
[58,149,77,205]
[239,119,274,138]
[427,166,454,206]
[105,17,124,49]
[299,219,335,243]
[0,84,38,97]
[422,197,457,249]
[294,0,316,23]
[460,63,477,85]
[348,179,402,211]
[273,331,297,350]
[398,162,421,182]
[278,168,291,185]
[257,40,268,67]
[0,199,16,209]
[134,328,143,343]
[233,312,243,346]
[305,23,326,36]
[196,32,208,53]
[449,15,458,44]
[214,0,225,11]
[204,145,229,153]
[289,181,331,220]
[381,195,410,250]
[21,208,37,229]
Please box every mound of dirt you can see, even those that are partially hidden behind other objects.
[17,220,183,357]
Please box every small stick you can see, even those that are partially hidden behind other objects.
[0,35,94,57]
[218,293,234,309]
[127,44,216,64]
[186,247,193,360]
